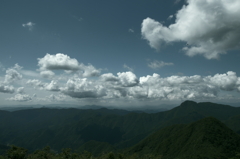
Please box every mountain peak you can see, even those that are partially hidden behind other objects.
[180,100,198,106]
[128,117,240,159]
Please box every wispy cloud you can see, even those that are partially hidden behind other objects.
[22,22,35,31]
[148,60,174,69]
[128,29,134,33]
[174,0,181,4]
[70,14,83,22]
[123,64,134,72]
[167,15,174,20]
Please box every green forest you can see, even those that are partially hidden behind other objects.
[1,101,240,159]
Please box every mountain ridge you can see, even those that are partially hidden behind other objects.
[127,117,240,159]
[0,100,240,155]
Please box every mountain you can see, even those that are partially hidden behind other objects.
[0,100,240,154]
[127,117,240,159]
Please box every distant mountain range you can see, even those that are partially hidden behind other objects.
[0,100,240,158]
[0,104,170,113]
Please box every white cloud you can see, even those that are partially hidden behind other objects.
[100,73,119,82]
[141,0,240,59]
[22,22,35,31]
[148,60,174,69]
[1,60,240,105]
[38,53,80,71]
[81,64,101,77]
[27,79,48,91]
[27,79,61,92]
[0,84,15,94]
[4,65,22,84]
[61,78,107,98]
[205,71,238,91]
[7,94,32,102]
[17,87,25,94]
[38,53,101,78]
[45,80,60,91]
[100,72,139,87]
[117,72,139,87]
[40,70,55,78]
[138,73,218,100]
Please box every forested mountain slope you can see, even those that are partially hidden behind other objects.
[0,101,239,153]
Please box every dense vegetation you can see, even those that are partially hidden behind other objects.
[0,101,240,158]
[1,117,240,159]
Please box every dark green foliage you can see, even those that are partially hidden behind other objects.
[79,125,123,144]
[127,117,240,159]
[78,141,115,156]
[0,101,240,156]
[6,145,27,159]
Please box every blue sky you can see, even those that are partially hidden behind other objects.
[1,0,240,108]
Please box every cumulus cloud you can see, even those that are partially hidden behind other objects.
[38,53,100,77]
[135,71,240,100]
[138,73,217,100]
[4,64,22,84]
[117,72,139,87]
[40,70,55,78]
[80,64,101,77]
[17,87,25,94]
[0,84,15,94]
[148,60,174,69]
[27,79,46,90]
[7,94,32,102]
[205,71,239,91]
[100,73,119,82]
[101,72,139,87]
[22,22,35,31]
[38,53,80,71]
[27,79,61,92]
[141,0,240,59]
[45,80,60,91]
[61,78,107,98]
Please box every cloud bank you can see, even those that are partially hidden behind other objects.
[1,53,240,106]
[141,0,240,59]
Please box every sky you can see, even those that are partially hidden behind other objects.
[1,0,240,108]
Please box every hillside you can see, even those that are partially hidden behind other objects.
[0,101,240,154]
[127,117,240,159]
